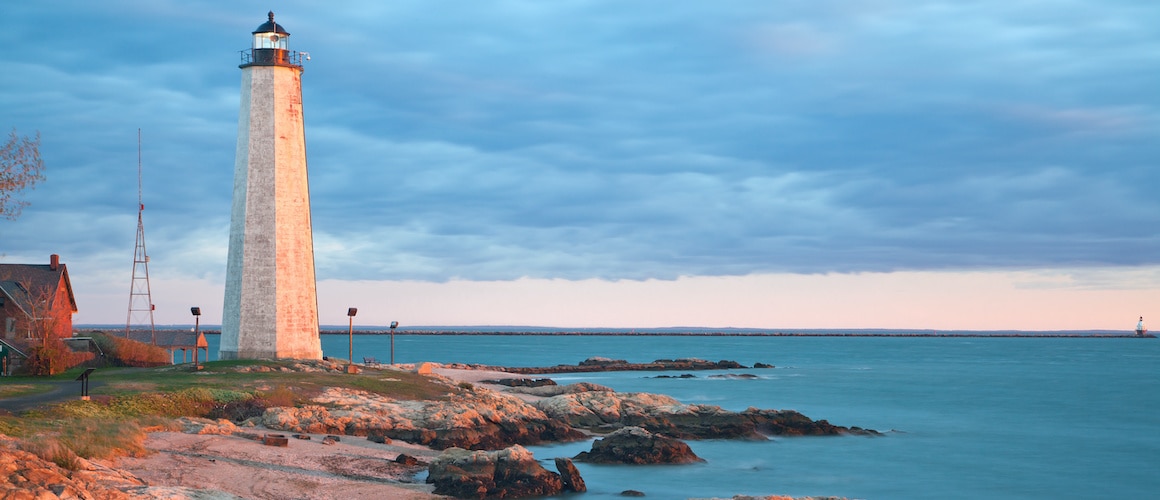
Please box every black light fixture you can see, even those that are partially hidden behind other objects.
[389,321,399,365]
[190,307,202,369]
[347,307,358,368]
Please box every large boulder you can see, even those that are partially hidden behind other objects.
[426,445,563,499]
[554,457,586,492]
[573,426,704,464]
[260,386,586,450]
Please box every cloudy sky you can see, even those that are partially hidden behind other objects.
[1,1,1157,330]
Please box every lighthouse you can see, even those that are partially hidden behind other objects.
[220,12,322,360]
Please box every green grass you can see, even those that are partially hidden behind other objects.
[0,383,55,399]
[0,360,459,466]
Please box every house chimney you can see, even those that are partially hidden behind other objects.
[50,254,60,271]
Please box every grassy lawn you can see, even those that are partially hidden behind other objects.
[0,360,459,467]
[72,361,454,401]
[0,383,55,399]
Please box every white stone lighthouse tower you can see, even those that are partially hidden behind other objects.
[220,12,322,360]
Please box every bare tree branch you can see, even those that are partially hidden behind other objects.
[0,128,46,220]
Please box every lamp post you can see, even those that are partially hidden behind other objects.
[347,308,358,367]
[389,321,399,365]
[190,307,201,368]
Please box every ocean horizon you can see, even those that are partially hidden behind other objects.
[79,324,1132,336]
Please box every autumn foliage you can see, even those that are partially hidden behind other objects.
[24,339,95,376]
[91,332,171,367]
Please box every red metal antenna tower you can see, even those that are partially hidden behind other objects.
[125,128,156,344]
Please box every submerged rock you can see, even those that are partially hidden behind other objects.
[426,445,563,499]
[574,426,704,464]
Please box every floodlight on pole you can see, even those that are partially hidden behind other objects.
[190,307,202,368]
[347,308,358,368]
[389,321,399,365]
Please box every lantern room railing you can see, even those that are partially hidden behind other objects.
[239,49,307,67]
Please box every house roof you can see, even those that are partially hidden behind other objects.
[0,281,33,317]
[125,330,208,349]
[0,259,77,315]
[0,338,28,359]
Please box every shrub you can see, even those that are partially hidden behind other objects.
[60,419,149,460]
[207,397,268,422]
[19,436,81,470]
[23,339,90,376]
[206,386,305,422]
[91,332,170,367]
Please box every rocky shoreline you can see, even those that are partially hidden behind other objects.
[3,359,878,499]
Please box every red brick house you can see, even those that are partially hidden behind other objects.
[0,254,78,341]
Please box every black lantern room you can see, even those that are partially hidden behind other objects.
[241,12,303,68]
[253,11,289,50]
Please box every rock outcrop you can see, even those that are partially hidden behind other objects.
[0,439,243,500]
[175,417,240,435]
[554,457,586,492]
[506,357,748,374]
[535,391,879,439]
[506,381,614,397]
[259,386,585,450]
[426,445,563,499]
[480,378,557,387]
[574,426,704,464]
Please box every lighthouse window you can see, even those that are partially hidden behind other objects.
[252,33,287,50]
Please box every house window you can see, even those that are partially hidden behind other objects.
[5,317,15,335]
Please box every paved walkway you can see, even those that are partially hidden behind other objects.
[0,379,105,414]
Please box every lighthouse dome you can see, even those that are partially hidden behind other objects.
[253,11,289,35]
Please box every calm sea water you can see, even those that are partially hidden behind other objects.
[203,334,1160,499]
